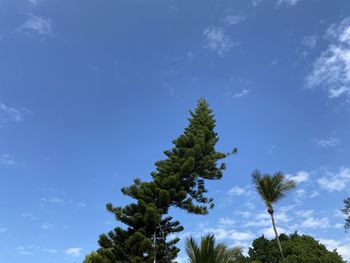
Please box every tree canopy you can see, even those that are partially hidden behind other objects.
[86,99,231,262]
[239,233,345,263]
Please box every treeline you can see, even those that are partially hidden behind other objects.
[84,99,349,263]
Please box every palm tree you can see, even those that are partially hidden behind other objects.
[185,234,241,263]
[252,170,296,261]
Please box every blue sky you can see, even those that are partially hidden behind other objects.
[1,0,350,262]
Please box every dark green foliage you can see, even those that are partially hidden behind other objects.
[251,171,296,260]
[185,234,242,263]
[341,197,350,231]
[151,99,228,214]
[240,233,345,263]
[83,251,112,263]
[92,99,229,262]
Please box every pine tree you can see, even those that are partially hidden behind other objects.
[89,99,231,262]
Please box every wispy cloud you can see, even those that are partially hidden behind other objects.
[306,18,350,100]
[300,217,330,229]
[204,227,255,242]
[203,26,235,57]
[252,0,262,7]
[225,89,250,100]
[40,197,64,203]
[0,154,16,166]
[0,227,6,233]
[276,0,301,6]
[287,171,310,184]
[223,14,245,25]
[64,247,83,257]
[16,246,33,255]
[232,89,250,99]
[41,223,54,230]
[0,102,29,124]
[302,35,317,49]
[318,167,350,192]
[296,209,314,218]
[21,212,38,220]
[18,14,52,35]
[28,0,39,5]
[314,137,340,148]
[228,185,251,196]
[218,218,235,227]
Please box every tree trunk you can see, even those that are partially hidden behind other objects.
[269,210,285,261]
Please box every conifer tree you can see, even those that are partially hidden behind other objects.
[88,99,231,263]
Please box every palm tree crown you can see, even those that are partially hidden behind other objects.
[252,170,296,213]
[251,170,296,261]
[185,234,241,263]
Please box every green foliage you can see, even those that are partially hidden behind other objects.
[251,170,296,260]
[251,171,296,211]
[83,251,112,263]
[151,99,228,214]
[240,233,345,263]
[185,234,242,263]
[341,197,350,231]
[92,99,229,262]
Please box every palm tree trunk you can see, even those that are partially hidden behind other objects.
[269,211,285,261]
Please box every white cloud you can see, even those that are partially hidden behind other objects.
[280,205,296,212]
[205,227,255,242]
[318,167,350,192]
[232,89,250,99]
[223,14,245,25]
[252,0,262,6]
[18,14,52,35]
[229,230,255,241]
[28,0,38,5]
[306,18,350,99]
[0,102,28,123]
[300,217,330,229]
[337,244,350,261]
[228,185,250,196]
[237,211,252,218]
[310,191,319,198]
[261,226,287,239]
[64,247,83,257]
[41,223,54,230]
[16,246,32,255]
[287,171,310,184]
[203,26,235,57]
[302,35,317,49]
[21,212,38,220]
[245,211,291,228]
[276,0,300,6]
[295,188,306,199]
[218,218,235,226]
[244,219,270,228]
[296,209,314,218]
[0,154,16,166]
[334,223,344,229]
[314,137,340,148]
[41,197,64,203]
[319,239,350,261]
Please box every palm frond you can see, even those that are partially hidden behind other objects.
[252,170,297,208]
[185,237,200,263]
[185,234,241,263]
